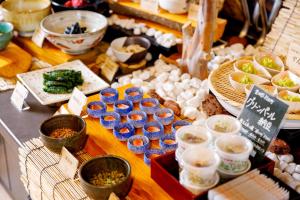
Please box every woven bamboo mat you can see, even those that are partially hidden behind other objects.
[208,57,300,120]
[263,0,300,56]
[19,138,92,200]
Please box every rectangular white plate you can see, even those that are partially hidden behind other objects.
[17,60,109,105]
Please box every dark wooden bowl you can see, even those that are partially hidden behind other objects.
[40,114,87,153]
[79,155,132,200]
[124,36,151,63]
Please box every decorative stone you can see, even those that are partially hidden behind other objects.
[279,154,294,163]
[285,163,296,174]
[183,106,199,120]
[146,28,156,37]
[163,82,174,92]
[111,82,119,89]
[181,91,193,101]
[181,73,191,81]
[168,74,180,82]
[279,161,288,171]
[156,72,169,83]
[140,71,151,81]
[154,31,163,39]
[293,173,300,182]
[132,70,142,78]
[190,78,201,89]
[186,95,202,108]
[146,53,152,61]
[133,28,141,35]
[131,78,143,87]
[156,88,166,98]
[295,165,300,173]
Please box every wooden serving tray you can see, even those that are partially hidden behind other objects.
[109,0,227,41]
[14,37,105,66]
[151,151,275,200]
[58,84,183,200]
[208,57,300,121]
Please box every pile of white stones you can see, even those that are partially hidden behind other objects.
[266,152,300,193]
[111,43,259,123]
[108,14,182,48]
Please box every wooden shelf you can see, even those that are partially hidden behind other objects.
[109,0,227,41]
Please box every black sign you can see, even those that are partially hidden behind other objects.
[238,86,289,160]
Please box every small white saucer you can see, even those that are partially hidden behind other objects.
[217,159,251,179]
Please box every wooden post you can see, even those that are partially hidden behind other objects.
[182,0,217,80]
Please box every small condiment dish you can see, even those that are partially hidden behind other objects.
[205,114,241,139]
[215,135,253,173]
[100,88,119,104]
[159,133,177,151]
[143,121,164,140]
[125,87,144,103]
[100,112,121,129]
[127,135,150,154]
[154,108,174,125]
[278,90,300,113]
[253,53,285,76]
[87,101,106,118]
[144,148,164,165]
[113,122,135,141]
[271,71,300,92]
[140,98,160,114]
[172,120,191,134]
[127,110,147,128]
[114,100,133,116]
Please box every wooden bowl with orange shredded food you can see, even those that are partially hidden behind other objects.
[40,114,87,153]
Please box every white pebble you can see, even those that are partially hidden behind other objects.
[168,75,180,82]
[141,86,150,93]
[111,82,119,89]
[181,73,191,81]
[285,163,296,174]
[295,165,300,173]
[266,152,279,163]
[279,161,288,171]
[196,88,208,101]
[131,78,143,87]
[279,154,294,163]
[133,28,141,35]
[190,78,201,89]
[146,53,152,61]
[146,28,156,37]
[156,88,166,98]
[183,106,199,120]
[119,76,131,85]
[229,43,244,52]
[186,95,202,108]
[139,71,151,80]
[163,82,174,92]
[156,72,169,82]
[132,70,142,78]
[181,79,191,90]
[201,79,209,90]
[244,45,256,56]
[154,31,163,39]
[141,26,148,33]
[181,91,193,100]
[176,38,182,44]
[293,173,300,181]
[170,69,181,77]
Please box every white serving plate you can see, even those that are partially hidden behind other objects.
[17,60,109,105]
[216,96,300,129]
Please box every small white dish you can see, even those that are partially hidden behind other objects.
[253,53,285,76]
[217,159,251,179]
[278,90,300,113]
[205,114,241,139]
[229,71,270,93]
[176,125,212,150]
[234,59,272,79]
[159,0,188,14]
[271,71,300,92]
[180,171,219,195]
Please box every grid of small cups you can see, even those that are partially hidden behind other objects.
[98,87,189,164]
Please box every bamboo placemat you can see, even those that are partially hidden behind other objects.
[19,138,92,200]
[263,0,300,56]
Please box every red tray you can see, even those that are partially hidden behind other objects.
[151,151,275,200]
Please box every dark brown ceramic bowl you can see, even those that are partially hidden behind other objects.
[40,114,87,153]
[79,155,132,200]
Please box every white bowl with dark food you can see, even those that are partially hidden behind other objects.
[41,10,107,55]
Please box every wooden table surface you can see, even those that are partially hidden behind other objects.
[61,85,173,200]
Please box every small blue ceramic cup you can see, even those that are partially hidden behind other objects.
[127,110,147,128]
[159,133,177,152]
[143,121,164,140]
[100,88,119,104]
[144,148,164,165]
[113,122,135,141]
[140,98,160,114]
[114,100,133,117]
[154,108,174,125]
[125,87,144,103]
[127,135,150,154]
[100,112,121,129]
[86,101,106,118]
[172,120,191,134]
[0,22,13,51]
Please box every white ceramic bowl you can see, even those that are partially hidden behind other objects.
[159,0,188,14]
[41,10,107,55]
[176,125,212,150]
[181,146,220,182]
[205,115,241,139]
[253,53,284,76]
[278,90,300,113]
[271,71,300,92]
[1,0,51,37]
[215,135,253,173]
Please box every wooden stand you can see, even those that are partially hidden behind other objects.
[14,37,105,66]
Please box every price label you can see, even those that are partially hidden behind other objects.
[58,147,79,179]
[238,86,288,160]
[188,3,199,21]
[10,81,29,111]
[67,87,87,116]
[32,26,46,48]
[287,43,300,76]
[140,0,159,13]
